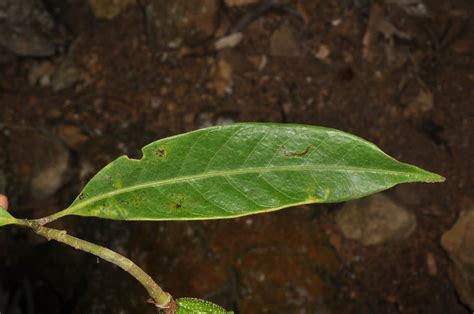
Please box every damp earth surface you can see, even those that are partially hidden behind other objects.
[0,0,473,313]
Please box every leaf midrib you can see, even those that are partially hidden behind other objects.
[67,164,418,214]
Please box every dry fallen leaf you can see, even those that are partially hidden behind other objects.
[209,58,233,96]
[404,89,434,117]
[215,33,243,50]
[57,125,89,150]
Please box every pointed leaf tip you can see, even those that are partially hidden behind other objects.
[427,172,445,183]
[407,165,445,183]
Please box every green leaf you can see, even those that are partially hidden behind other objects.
[0,206,18,227]
[55,123,444,221]
[175,298,231,313]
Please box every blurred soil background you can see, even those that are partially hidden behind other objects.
[0,0,473,313]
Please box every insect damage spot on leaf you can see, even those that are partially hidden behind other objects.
[283,144,313,157]
[170,194,185,210]
[155,146,168,159]
[79,193,88,200]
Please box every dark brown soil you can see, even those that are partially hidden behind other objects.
[0,0,473,313]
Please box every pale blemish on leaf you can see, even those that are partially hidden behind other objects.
[313,186,331,202]
[113,179,123,189]
[305,195,323,203]
[89,204,106,217]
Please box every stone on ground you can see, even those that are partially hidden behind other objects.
[335,194,417,246]
[441,209,474,311]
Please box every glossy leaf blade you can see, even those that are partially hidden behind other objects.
[0,206,18,227]
[59,123,444,221]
